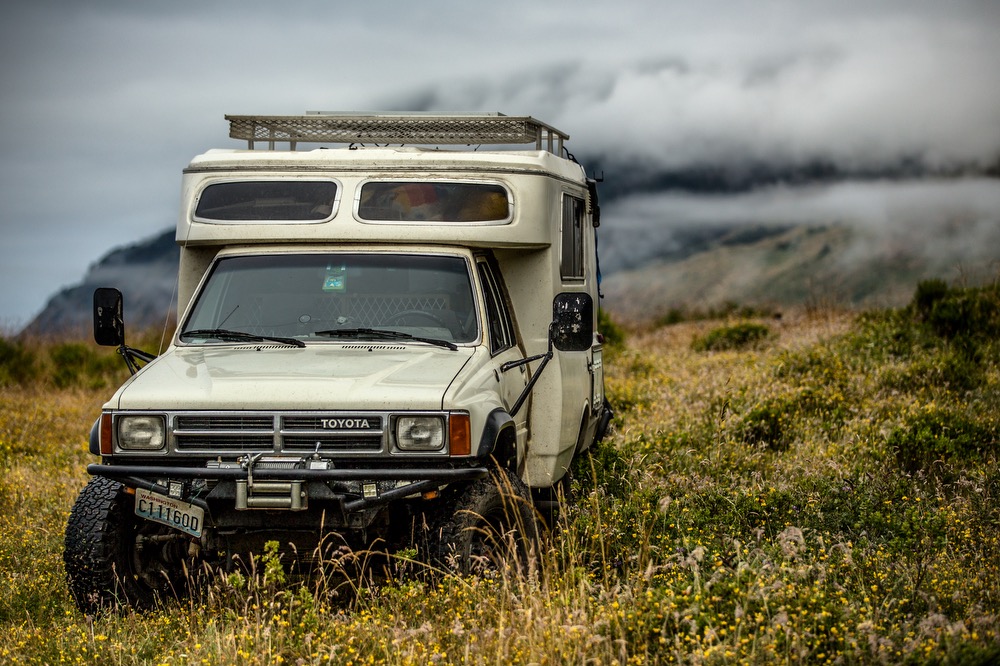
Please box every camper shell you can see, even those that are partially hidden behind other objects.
[64,113,612,612]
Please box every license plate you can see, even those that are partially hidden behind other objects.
[134,487,205,538]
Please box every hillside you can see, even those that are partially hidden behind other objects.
[21,229,178,338]
[603,220,1000,323]
[2,281,999,663]
[22,212,1000,338]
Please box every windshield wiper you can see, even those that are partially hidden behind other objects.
[315,327,457,351]
[181,328,306,348]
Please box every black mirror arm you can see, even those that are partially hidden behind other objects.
[500,350,547,373]
[118,345,156,375]
[507,324,555,418]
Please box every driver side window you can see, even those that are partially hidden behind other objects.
[476,257,516,355]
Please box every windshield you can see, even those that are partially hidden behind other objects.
[181,253,478,345]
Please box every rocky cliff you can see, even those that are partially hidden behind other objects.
[22,229,179,338]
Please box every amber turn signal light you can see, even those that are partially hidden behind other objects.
[448,413,471,456]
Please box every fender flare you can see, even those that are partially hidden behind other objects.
[476,408,517,472]
[88,417,101,456]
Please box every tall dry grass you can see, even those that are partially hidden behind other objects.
[1,282,999,664]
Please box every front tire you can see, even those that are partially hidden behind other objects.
[432,471,539,575]
[64,476,190,614]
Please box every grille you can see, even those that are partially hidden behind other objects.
[173,414,273,450]
[282,416,382,430]
[174,434,274,450]
[176,415,273,430]
[282,436,381,451]
[170,412,386,453]
[281,415,383,451]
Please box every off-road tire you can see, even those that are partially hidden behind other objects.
[64,476,185,614]
[431,471,539,575]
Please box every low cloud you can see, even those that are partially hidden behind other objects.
[398,10,1000,176]
[599,178,1000,275]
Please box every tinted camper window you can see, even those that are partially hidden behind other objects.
[561,195,585,279]
[195,181,339,222]
[358,182,510,222]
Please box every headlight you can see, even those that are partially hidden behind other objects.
[396,416,445,451]
[117,415,166,450]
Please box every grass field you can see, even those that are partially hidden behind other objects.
[1,281,998,664]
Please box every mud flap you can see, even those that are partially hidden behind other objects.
[595,398,613,443]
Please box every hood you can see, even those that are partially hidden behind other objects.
[112,343,474,410]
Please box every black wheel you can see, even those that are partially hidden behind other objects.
[64,477,193,614]
[383,309,449,328]
[432,471,539,575]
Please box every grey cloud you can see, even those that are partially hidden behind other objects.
[396,12,1000,173]
[598,178,1000,274]
[3,0,1000,328]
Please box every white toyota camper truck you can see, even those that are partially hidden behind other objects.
[64,113,612,612]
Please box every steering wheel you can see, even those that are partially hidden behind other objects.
[384,309,449,328]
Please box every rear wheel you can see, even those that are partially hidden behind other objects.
[432,471,538,575]
[64,476,193,614]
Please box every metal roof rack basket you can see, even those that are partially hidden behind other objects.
[226,112,569,153]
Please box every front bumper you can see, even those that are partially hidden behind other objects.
[88,462,489,518]
[88,463,488,482]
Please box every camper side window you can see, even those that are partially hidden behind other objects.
[476,259,516,354]
[561,195,585,280]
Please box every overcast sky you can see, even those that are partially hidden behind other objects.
[2,0,999,330]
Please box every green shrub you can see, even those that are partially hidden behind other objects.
[49,342,123,389]
[849,282,1000,398]
[911,279,1000,342]
[881,348,985,393]
[848,309,921,362]
[654,308,687,327]
[692,321,771,352]
[912,278,951,319]
[738,398,792,451]
[0,337,38,386]
[571,438,635,500]
[888,405,997,473]
[774,343,852,389]
[655,302,776,327]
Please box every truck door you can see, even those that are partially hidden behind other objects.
[475,257,529,438]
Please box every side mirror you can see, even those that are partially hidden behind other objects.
[93,287,125,347]
[551,292,594,352]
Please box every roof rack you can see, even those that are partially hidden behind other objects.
[225,112,569,153]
